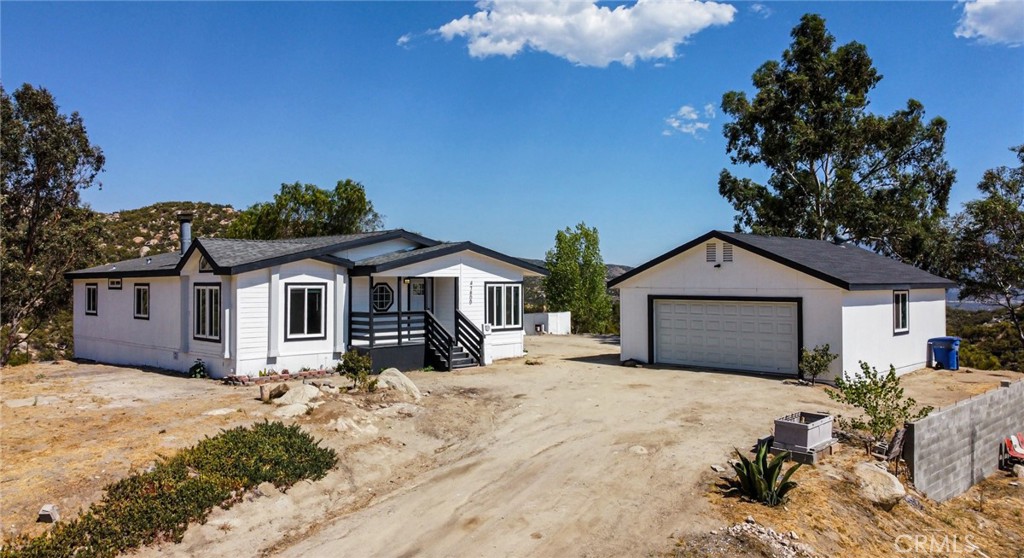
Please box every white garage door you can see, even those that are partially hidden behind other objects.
[654,299,798,375]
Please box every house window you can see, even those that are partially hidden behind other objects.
[199,256,213,273]
[486,283,522,330]
[723,243,733,262]
[706,243,717,262]
[286,284,326,340]
[134,284,150,320]
[108,278,122,290]
[85,283,98,315]
[893,290,909,334]
[372,283,394,312]
[194,284,221,342]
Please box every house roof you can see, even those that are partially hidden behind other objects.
[607,230,956,291]
[65,230,436,279]
[350,242,549,276]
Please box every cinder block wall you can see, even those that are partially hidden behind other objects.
[905,380,1024,502]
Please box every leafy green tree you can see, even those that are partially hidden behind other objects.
[1,84,107,365]
[953,145,1024,354]
[543,223,612,334]
[226,179,383,240]
[718,14,954,270]
[798,343,838,385]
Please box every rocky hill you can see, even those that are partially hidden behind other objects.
[99,201,237,262]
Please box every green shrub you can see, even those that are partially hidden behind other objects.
[188,359,208,379]
[724,443,801,507]
[4,350,31,367]
[337,350,377,392]
[826,361,933,452]
[0,421,336,558]
[958,344,1001,370]
[798,343,838,385]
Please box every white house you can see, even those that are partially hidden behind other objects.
[608,230,955,382]
[66,214,546,378]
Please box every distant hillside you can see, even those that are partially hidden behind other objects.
[522,260,632,312]
[100,201,237,262]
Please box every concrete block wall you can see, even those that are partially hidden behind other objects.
[905,380,1024,502]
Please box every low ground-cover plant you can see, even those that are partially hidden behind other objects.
[336,349,377,392]
[723,443,802,507]
[798,344,838,385]
[187,358,208,379]
[827,361,933,453]
[1,421,337,558]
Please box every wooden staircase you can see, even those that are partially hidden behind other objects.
[425,310,485,371]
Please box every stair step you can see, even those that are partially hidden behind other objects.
[451,357,478,368]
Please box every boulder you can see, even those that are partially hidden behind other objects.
[1014,464,1024,478]
[376,368,422,400]
[274,384,321,406]
[853,462,906,511]
[268,383,289,399]
[272,403,309,418]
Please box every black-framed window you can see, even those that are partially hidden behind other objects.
[108,278,122,290]
[893,290,909,334]
[134,284,150,320]
[199,256,214,273]
[85,283,98,315]
[372,282,394,312]
[486,283,522,330]
[286,283,326,340]
[194,284,221,342]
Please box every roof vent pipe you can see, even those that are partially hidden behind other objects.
[177,212,194,255]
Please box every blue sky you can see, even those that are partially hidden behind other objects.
[2,1,1022,264]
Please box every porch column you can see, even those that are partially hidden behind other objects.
[397,276,403,346]
[267,266,280,359]
[334,268,346,356]
[179,276,190,354]
[368,278,375,348]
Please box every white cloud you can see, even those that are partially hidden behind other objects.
[397,34,412,47]
[955,0,1024,46]
[434,0,737,67]
[750,3,772,18]
[664,102,715,138]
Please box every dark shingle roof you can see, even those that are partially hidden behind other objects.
[351,242,548,276]
[65,230,433,278]
[607,230,955,291]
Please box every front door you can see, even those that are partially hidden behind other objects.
[407,278,426,311]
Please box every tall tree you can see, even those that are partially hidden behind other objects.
[1,84,107,364]
[543,222,612,334]
[954,145,1024,352]
[226,179,383,240]
[718,14,955,270]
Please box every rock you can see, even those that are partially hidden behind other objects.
[853,462,906,511]
[1009,482,1019,487]
[628,445,648,455]
[376,368,422,401]
[275,384,322,406]
[711,464,727,473]
[319,385,340,395]
[621,359,643,368]
[37,504,59,523]
[272,403,309,418]
[525,359,542,366]
[202,408,236,416]
[256,481,280,498]
[332,417,379,436]
[1014,464,1024,478]
[268,383,289,399]
[132,236,145,244]
[789,531,799,540]
[745,515,756,524]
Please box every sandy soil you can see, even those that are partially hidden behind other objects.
[2,336,1016,557]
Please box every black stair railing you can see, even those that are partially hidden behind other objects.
[455,309,485,365]
[424,310,455,370]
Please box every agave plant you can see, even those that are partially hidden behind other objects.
[724,443,802,507]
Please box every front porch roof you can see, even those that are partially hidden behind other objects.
[350,242,548,276]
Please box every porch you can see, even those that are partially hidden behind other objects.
[348,276,484,371]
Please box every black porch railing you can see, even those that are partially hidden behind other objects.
[456,309,485,364]
[350,311,426,346]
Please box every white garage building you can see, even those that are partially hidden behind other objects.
[609,231,955,382]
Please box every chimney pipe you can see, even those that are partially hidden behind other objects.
[177,212,194,254]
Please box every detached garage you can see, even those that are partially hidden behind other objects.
[609,231,955,382]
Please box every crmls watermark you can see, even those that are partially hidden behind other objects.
[894,534,988,556]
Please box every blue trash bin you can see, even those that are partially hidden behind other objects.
[928,336,961,370]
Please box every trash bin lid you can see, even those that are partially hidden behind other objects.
[928,336,960,343]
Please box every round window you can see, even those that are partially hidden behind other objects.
[372,283,394,312]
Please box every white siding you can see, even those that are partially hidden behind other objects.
[235,269,269,360]
[616,240,845,380]
[841,288,946,376]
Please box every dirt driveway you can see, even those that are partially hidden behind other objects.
[3,336,1012,557]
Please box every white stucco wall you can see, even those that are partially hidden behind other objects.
[615,240,846,380]
[841,288,946,376]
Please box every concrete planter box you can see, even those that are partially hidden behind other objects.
[773,411,834,453]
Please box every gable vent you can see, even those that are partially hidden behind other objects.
[723,242,733,262]
[706,242,717,263]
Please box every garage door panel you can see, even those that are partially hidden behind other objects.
[654,299,798,375]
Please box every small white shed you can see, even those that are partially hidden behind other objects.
[523,312,572,335]
[608,231,955,382]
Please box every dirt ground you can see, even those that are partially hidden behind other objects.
[1,335,1017,557]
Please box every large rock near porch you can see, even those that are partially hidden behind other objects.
[376,368,422,401]
[274,384,322,406]
[853,462,906,511]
